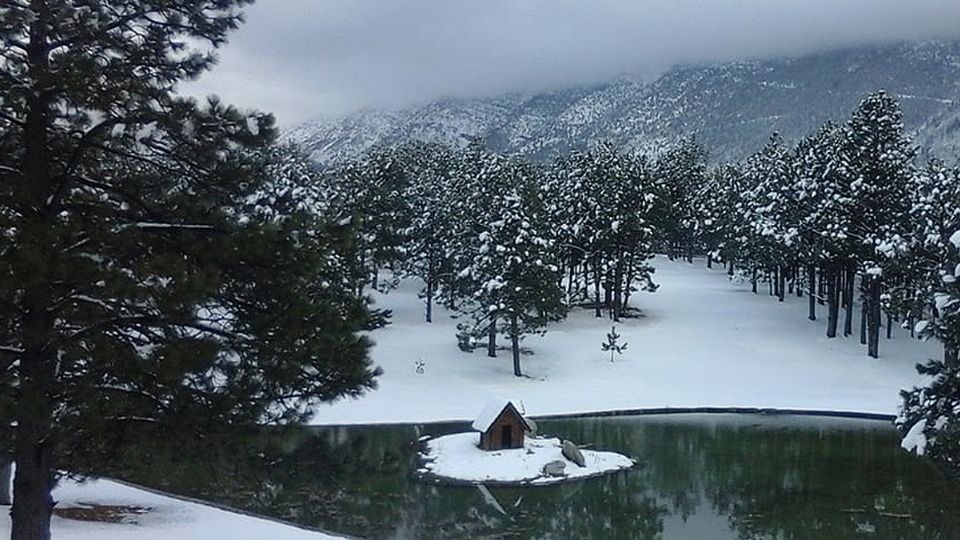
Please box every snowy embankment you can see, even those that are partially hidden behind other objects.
[418,432,635,485]
[0,476,344,540]
[314,256,938,425]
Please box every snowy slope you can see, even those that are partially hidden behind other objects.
[0,476,344,540]
[312,257,937,426]
[285,41,960,165]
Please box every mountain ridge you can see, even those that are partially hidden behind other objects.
[284,41,960,165]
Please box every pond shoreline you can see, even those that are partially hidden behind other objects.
[310,406,896,428]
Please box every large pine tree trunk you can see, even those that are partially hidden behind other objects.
[510,316,522,377]
[807,265,816,321]
[751,267,758,294]
[487,317,497,358]
[706,255,712,269]
[13,15,58,538]
[0,456,11,506]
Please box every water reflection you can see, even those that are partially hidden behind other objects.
[102,414,960,539]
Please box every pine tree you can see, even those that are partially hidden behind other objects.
[0,3,378,538]
[454,151,566,376]
[837,91,915,357]
[601,326,628,362]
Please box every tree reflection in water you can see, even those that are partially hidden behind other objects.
[98,414,960,539]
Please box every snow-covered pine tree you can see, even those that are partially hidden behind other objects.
[454,152,566,376]
[550,143,658,321]
[884,160,960,349]
[334,147,412,295]
[793,123,844,325]
[694,163,749,275]
[396,141,459,322]
[0,3,378,538]
[742,133,798,302]
[837,91,915,357]
[654,136,707,262]
[898,209,960,476]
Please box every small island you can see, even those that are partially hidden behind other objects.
[416,400,635,486]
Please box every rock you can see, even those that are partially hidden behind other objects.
[562,440,586,467]
[542,460,567,477]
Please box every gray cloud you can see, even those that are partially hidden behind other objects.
[183,0,960,125]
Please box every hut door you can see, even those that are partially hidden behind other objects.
[501,424,513,448]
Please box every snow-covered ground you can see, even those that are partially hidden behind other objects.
[313,256,938,425]
[0,476,343,540]
[418,432,635,485]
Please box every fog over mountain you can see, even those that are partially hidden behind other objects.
[283,41,960,166]
[188,0,960,124]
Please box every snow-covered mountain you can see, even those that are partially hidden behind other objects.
[284,41,960,165]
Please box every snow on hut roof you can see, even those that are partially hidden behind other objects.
[471,398,530,432]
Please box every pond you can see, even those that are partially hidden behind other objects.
[109,413,960,539]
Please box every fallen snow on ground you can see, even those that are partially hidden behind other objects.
[313,256,939,425]
[418,432,634,485]
[0,476,341,540]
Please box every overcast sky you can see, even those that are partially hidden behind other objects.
[184,0,960,126]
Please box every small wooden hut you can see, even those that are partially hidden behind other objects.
[472,399,531,451]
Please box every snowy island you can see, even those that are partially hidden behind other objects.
[416,399,636,485]
[417,432,636,486]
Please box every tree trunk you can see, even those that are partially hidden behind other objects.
[613,257,624,322]
[425,277,433,323]
[777,266,785,302]
[727,260,734,276]
[12,13,58,539]
[510,316,522,377]
[706,256,712,269]
[817,270,826,305]
[751,267,758,294]
[843,266,855,337]
[860,290,867,345]
[0,457,11,506]
[370,267,378,291]
[603,270,613,312]
[945,345,958,367]
[487,317,497,358]
[867,279,881,358]
[826,267,839,338]
[807,266,816,321]
[593,259,602,318]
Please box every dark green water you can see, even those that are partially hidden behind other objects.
[112,414,960,539]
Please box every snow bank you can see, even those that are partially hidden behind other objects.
[0,476,344,540]
[417,432,635,485]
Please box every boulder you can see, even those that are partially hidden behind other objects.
[542,460,567,477]
[562,440,586,467]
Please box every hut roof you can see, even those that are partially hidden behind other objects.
[471,399,531,432]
